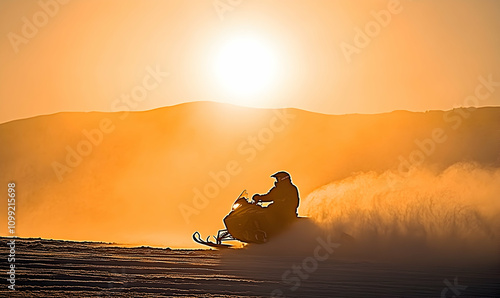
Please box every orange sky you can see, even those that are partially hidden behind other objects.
[1,1,500,248]
[1,0,499,123]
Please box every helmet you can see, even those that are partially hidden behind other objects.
[271,171,290,182]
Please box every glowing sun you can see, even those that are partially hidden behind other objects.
[213,36,278,102]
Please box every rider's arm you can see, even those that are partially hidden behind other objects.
[253,186,277,203]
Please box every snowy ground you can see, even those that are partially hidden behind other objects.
[1,237,499,297]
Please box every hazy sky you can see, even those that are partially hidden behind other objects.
[1,0,499,123]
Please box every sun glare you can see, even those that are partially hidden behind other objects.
[213,36,278,104]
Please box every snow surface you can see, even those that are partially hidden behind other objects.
[1,237,499,297]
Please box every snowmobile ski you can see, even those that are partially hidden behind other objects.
[192,232,233,249]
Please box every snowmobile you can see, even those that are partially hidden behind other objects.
[193,190,302,249]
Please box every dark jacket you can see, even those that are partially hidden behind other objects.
[255,180,300,218]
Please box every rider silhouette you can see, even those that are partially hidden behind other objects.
[252,171,300,221]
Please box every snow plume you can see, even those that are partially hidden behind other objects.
[302,163,500,264]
